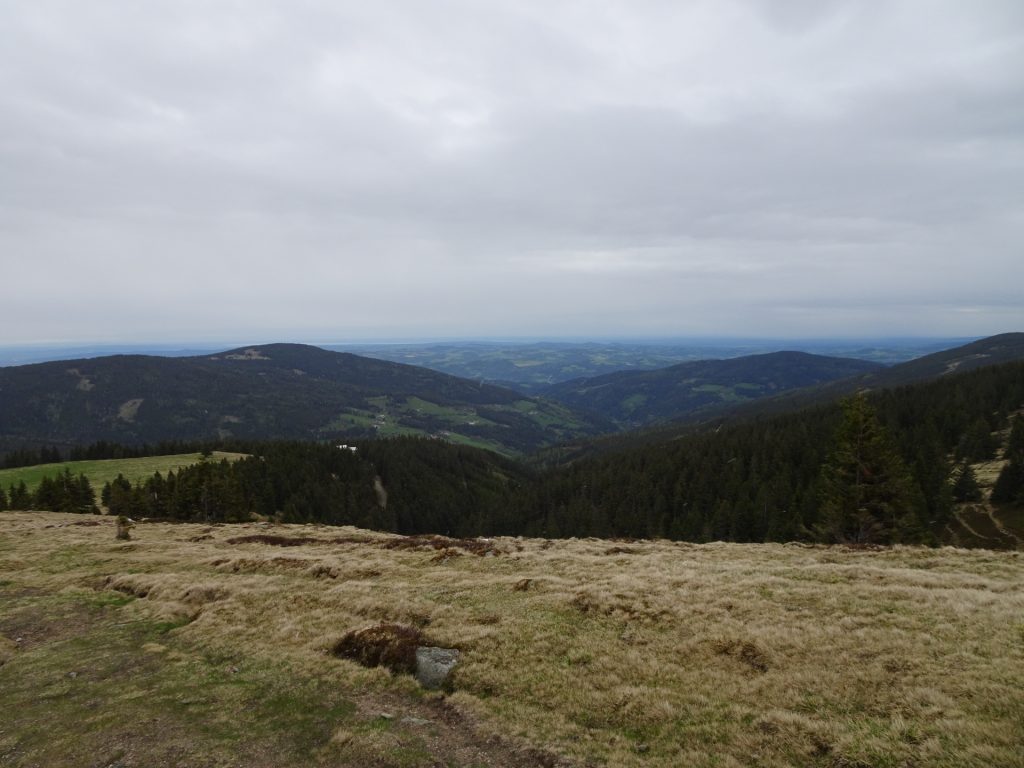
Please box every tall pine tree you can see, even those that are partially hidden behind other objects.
[992,415,1024,505]
[817,395,922,544]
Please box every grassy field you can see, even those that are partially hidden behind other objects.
[326,395,594,457]
[0,452,247,494]
[1,512,1022,767]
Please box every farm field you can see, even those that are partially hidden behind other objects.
[0,452,247,495]
[1,512,1022,767]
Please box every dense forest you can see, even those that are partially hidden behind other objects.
[9,358,1019,547]
[517,360,1024,543]
[1,440,227,469]
[540,351,882,428]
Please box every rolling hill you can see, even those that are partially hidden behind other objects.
[833,331,1024,390]
[540,351,883,428]
[0,344,602,456]
[330,338,961,394]
[710,332,1024,424]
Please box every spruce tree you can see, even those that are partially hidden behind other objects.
[956,417,999,462]
[951,463,982,502]
[1006,414,1024,456]
[992,415,1024,505]
[817,395,921,544]
[9,482,30,510]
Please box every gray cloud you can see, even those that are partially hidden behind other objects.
[1,0,1022,343]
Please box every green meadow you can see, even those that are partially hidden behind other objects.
[0,452,247,494]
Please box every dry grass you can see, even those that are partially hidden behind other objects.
[2,511,1023,767]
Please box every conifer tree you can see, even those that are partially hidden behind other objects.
[951,462,982,502]
[9,482,30,510]
[1006,414,1024,456]
[992,415,1024,505]
[817,395,921,544]
[956,417,999,462]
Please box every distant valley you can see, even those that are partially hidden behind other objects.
[540,351,882,428]
[329,338,965,393]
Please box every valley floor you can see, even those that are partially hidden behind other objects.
[1,512,1022,767]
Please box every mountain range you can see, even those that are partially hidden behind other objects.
[2,334,1023,457]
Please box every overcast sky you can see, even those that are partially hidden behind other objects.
[2,0,1022,344]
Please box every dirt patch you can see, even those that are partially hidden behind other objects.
[0,595,97,652]
[224,348,270,360]
[117,398,144,422]
[333,623,426,675]
[67,368,95,391]
[337,692,577,768]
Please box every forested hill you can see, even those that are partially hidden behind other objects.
[518,358,1024,544]
[0,344,602,456]
[24,356,1023,549]
[725,332,1024,419]
[540,351,882,428]
[536,332,1024,463]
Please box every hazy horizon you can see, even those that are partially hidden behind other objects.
[0,333,984,349]
[0,333,989,369]
[3,1,1023,343]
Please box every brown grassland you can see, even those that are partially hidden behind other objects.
[1,511,1022,767]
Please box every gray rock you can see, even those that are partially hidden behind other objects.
[400,716,433,727]
[414,646,460,689]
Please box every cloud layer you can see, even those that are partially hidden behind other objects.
[2,0,1022,342]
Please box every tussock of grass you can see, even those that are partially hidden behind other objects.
[2,512,1023,767]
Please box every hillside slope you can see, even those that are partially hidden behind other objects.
[330,339,962,393]
[0,344,600,455]
[540,351,882,428]
[710,332,1024,424]
[2,513,1021,768]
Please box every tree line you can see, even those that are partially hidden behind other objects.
[4,359,1022,546]
[0,468,98,514]
[1,439,233,469]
